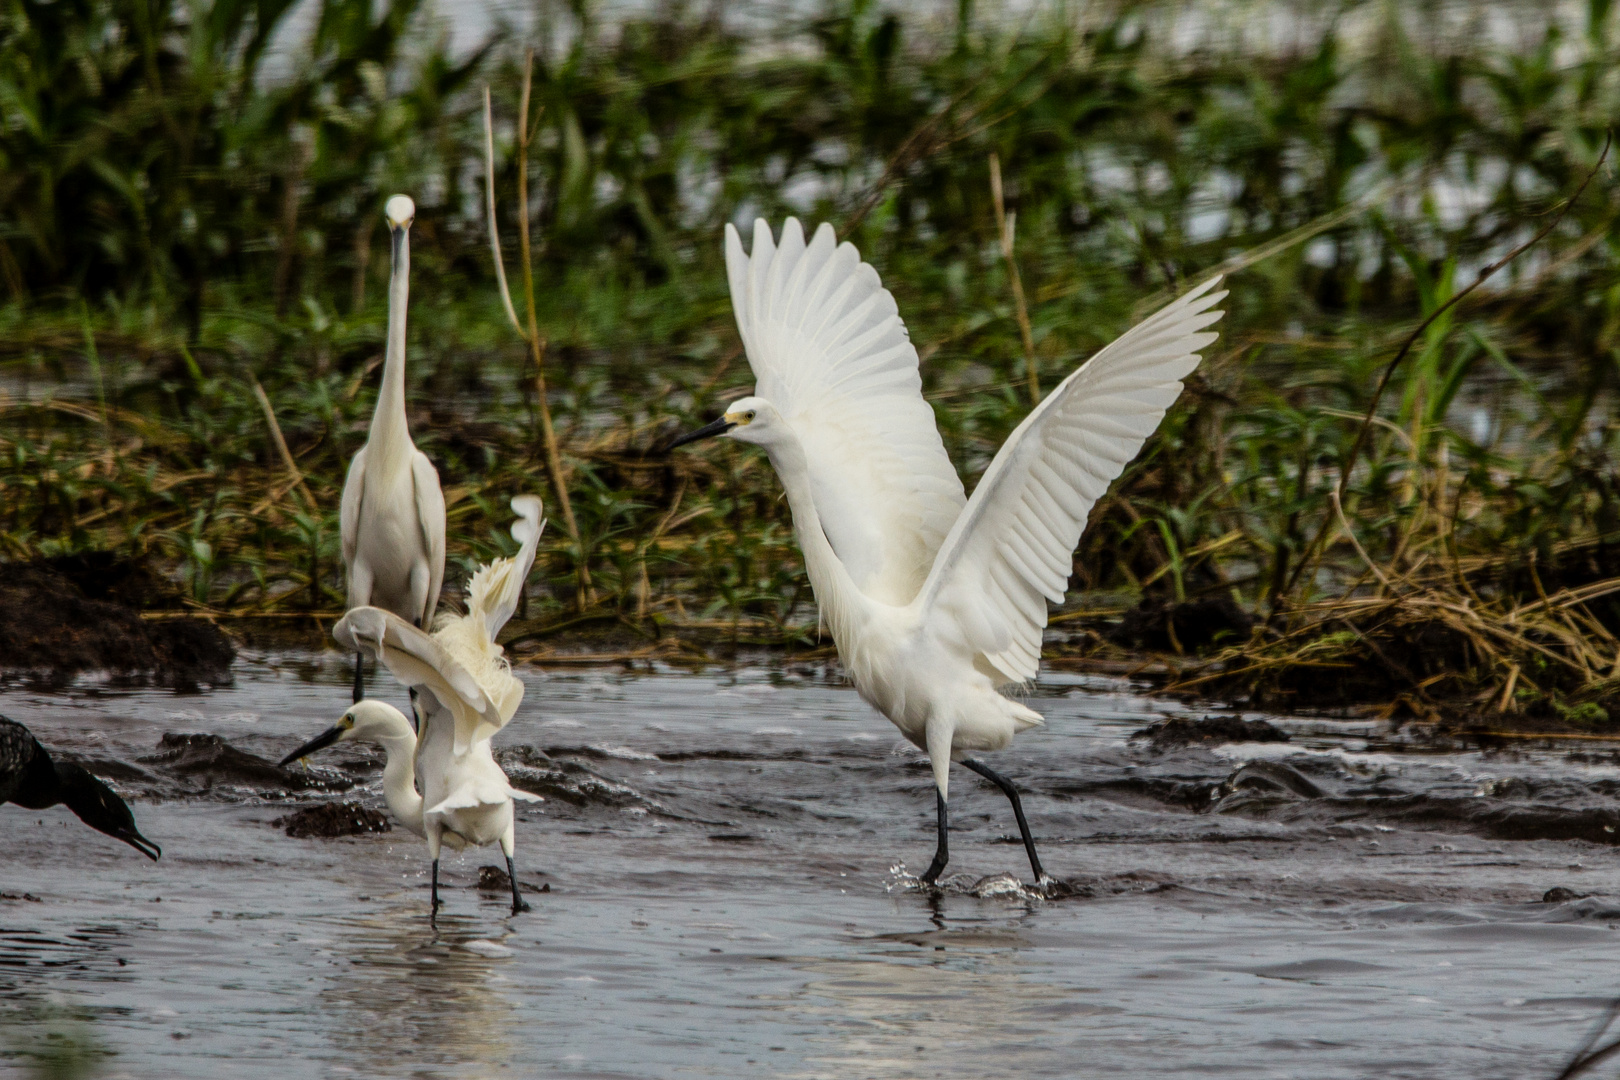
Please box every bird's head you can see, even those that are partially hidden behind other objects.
[55,764,160,860]
[384,194,415,232]
[668,396,785,450]
[278,700,413,767]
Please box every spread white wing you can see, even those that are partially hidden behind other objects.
[728,218,966,606]
[917,277,1227,685]
[464,494,544,642]
[334,606,505,753]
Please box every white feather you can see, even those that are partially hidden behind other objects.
[726,217,966,606]
[702,217,1225,825]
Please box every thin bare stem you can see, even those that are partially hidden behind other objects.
[990,152,1039,405]
[1553,999,1620,1079]
[250,377,314,509]
[483,86,523,336]
[1330,490,1391,589]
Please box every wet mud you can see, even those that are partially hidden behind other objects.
[474,864,549,894]
[0,557,234,689]
[274,801,391,838]
[1132,714,1291,748]
[136,732,347,798]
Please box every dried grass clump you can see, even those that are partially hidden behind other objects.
[1173,573,1620,728]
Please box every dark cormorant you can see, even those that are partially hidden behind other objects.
[0,716,160,860]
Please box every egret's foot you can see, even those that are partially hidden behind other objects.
[511,899,531,915]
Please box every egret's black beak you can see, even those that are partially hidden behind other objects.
[279,725,345,767]
[389,226,404,267]
[116,827,161,861]
[667,416,737,450]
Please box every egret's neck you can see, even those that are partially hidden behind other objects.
[371,228,412,460]
[763,430,871,643]
[377,732,425,836]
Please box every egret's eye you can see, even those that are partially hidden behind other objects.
[744,410,756,423]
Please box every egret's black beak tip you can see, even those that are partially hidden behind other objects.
[665,416,737,452]
[279,725,345,768]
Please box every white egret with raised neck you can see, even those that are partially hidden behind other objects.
[671,218,1225,886]
[284,495,546,915]
[340,194,447,704]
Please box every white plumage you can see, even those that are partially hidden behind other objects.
[339,193,447,702]
[725,220,966,606]
[676,218,1226,884]
[299,495,546,916]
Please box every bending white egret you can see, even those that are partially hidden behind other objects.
[285,495,546,915]
[340,193,447,703]
[672,219,1225,885]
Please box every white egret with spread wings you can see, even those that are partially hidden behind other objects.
[672,219,1225,885]
[284,496,545,916]
[340,194,447,704]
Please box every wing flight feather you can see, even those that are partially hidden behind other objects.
[334,606,505,752]
[917,277,1227,685]
[727,218,966,606]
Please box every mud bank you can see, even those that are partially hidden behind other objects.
[0,556,234,688]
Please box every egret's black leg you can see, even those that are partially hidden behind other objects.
[962,758,1046,882]
[352,650,365,704]
[920,789,949,885]
[408,686,420,735]
[430,859,442,919]
[506,855,531,915]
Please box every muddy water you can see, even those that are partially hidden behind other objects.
[2,657,1620,1078]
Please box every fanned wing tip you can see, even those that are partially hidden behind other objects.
[725,223,750,340]
[466,494,546,641]
[509,494,544,547]
[333,606,389,655]
[917,269,1230,690]
[337,605,491,726]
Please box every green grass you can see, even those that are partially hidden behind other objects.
[6,0,1620,714]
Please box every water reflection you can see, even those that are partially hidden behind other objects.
[320,911,518,1075]
[789,911,1096,1078]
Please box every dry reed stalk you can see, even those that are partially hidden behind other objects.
[989,152,1039,405]
[483,68,592,609]
[249,377,314,509]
